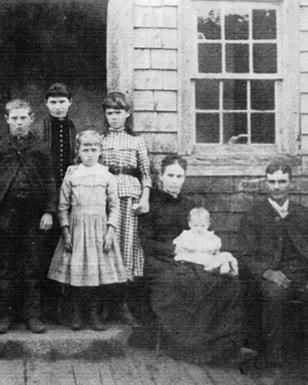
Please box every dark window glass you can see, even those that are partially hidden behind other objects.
[253,10,276,40]
[195,79,219,110]
[198,44,222,73]
[223,113,247,144]
[196,113,220,143]
[226,44,249,73]
[223,80,247,110]
[251,113,275,143]
[253,44,277,73]
[198,10,221,40]
[251,80,275,110]
[225,13,249,40]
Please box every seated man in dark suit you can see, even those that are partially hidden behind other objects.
[239,160,308,367]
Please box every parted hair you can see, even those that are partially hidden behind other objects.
[161,154,187,174]
[44,83,72,100]
[5,99,33,116]
[265,160,292,179]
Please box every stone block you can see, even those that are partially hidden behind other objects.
[154,90,177,111]
[300,52,308,71]
[300,193,308,207]
[162,0,178,5]
[301,94,308,114]
[134,6,177,28]
[143,132,177,152]
[203,193,230,212]
[235,177,264,193]
[134,111,177,132]
[230,193,254,213]
[0,324,131,360]
[134,49,151,69]
[211,213,241,233]
[301,134,308,154]
[300,31,308,50]
[151,48,177,69]
[301,114,308,134]
[133,91,154,110]
[134,69,177,90]
[134,28,161,48]
[135,0,162,6]
[301,7,308,30]
[161,29,178,48]
[209,177,234,193]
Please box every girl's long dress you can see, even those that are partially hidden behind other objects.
[48,164,127,287]
[101,130,151,280]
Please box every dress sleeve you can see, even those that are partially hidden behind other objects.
[136,137,152,190]
[106,172,119,228]
[58,167,73,227]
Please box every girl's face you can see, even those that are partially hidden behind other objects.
[160,162,186,198]
[78,139,101,167]
[105,108,130,130]
[189,216,210,235]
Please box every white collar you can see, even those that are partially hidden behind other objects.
[268,198,289,218]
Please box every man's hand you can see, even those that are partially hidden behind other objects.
[263,269,291,288]
[39,213,53,231]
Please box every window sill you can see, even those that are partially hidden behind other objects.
[184,145,301,176]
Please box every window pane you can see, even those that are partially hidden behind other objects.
[195,79,219,110]
[198,9,221,40]
[223,80,247,110]
[226,44,249,73]
[253,44,277,73]
[225,13,249,40]
[223,113,247,144]
[198,44,222,73]
[251,113,275,143]
[196,113,220,143]
[251,80,275,110]
[253,10,276,40]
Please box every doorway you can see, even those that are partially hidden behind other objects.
[0,0,108,136]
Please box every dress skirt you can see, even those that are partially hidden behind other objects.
[118,197,144,280]
[48,206,127,287]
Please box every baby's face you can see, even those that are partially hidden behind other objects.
[189,217,210,235]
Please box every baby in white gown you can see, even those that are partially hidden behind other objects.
[173,207,238,275]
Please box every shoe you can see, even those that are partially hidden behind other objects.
[89,307,106,331]
[70,304,82,331]
[118,303,141,327]
[27,318,46,334]
[0,316,10,334]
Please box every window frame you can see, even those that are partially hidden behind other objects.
[179,0,300,175]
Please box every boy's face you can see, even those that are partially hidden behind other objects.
[6,108,34,137]
[45,96,72,119]
[105,108,130,130]
[189,216,210,235]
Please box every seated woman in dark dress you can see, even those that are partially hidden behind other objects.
[139,155,243,364]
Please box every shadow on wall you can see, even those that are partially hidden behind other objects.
[0,0,108,136]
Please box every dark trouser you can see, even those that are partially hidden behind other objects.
[261,279,308,364]
[0,200,45,320]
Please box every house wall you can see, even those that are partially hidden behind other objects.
[108,0,308,255]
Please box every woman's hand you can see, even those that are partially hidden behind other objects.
[39,213,53,231]
[62,226,72,252]
[104,226,115,252]
[133,195,150,215]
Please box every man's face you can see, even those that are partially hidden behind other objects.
[45,96,72,119]
[265,169,291,205]
[6,108,34,137]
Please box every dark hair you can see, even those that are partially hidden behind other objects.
[44,83,72,100]
[5,99,33,115]
[101,91,134,136]
[265,160,292,179]
[161,154,187,174]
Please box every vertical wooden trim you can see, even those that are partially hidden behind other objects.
[107,0,134,99]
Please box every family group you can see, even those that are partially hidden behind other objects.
[0,82,307,368]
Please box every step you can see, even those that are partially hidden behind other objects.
[0,323,132,360]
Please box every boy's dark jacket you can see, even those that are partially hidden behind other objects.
[0,132,57,213]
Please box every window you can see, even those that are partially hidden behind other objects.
[193,2,279,145]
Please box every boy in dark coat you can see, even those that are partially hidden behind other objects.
[0,99,57,333]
